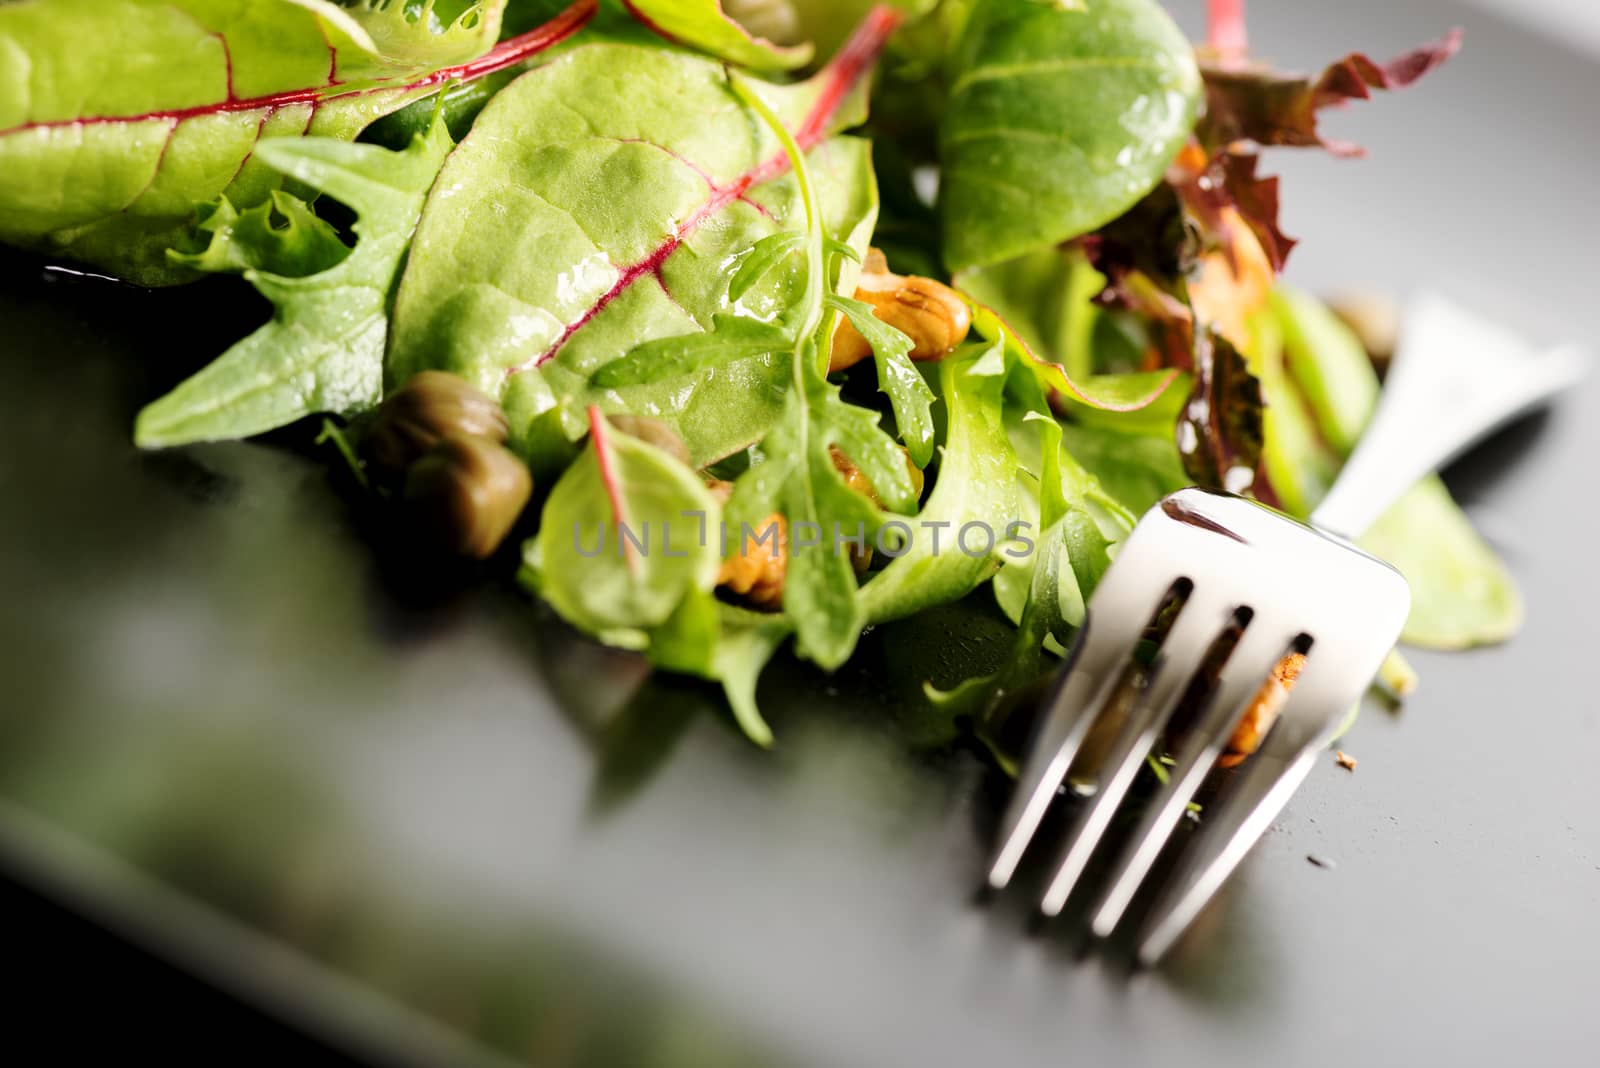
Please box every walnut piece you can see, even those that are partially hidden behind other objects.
[829,249,971,372]
[1217,651,1306,768]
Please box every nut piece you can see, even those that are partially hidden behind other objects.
[404,435,532,559]
[707,445,925,606]
[367,371,508,477]
[828,444,925,509]
[606,414,691,466]
[829,249,972,372]
[1218,651,1306,768]
[1334,750,1358,772]
[708,477,788,611]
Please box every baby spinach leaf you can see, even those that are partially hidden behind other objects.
[134,123,453,447]
[938,0,1200,270]
[1060,422,1190,517]
[623,0,814,70]
[828,294,936,467]
[0,0,593,284]
[388,12,898,468]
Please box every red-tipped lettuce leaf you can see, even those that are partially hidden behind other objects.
[1178,326,1266,496]
[1198,30,1462,157]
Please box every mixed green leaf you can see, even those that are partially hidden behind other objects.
[1,0,1508,749]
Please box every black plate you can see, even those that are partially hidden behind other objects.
[2,2,1597,1065]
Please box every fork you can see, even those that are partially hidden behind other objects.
[987,293,1587,964]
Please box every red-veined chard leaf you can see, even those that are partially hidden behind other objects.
[387,7,902,468]
[134,121,454,447]
[937,0,1200,270]
[0,0,593,285]
[523,408,787,745]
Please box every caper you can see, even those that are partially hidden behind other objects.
[366,371,508,477]
[606,413,691,466]
[403,435,532,559]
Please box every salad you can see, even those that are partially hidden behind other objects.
[0,0,1518,748]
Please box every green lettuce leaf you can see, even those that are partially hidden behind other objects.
[387,13,897,468]
[0,0,592,284]
[938,0,1200,270]
[1261,287,1522,649]
[623,0,814,70]
[135,122,453,447]
[958,248,1185,413]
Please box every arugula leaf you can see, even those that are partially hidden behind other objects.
[388,11,898,468]
[859,341,1021,624]
[718,75,911,669]
[827,294,937,467]
[623,0,814,70]
[729,232,860,301]
[170,193,350,279]
[134,122,453,447]
[0,0,593,285]
[938,0,1200,270]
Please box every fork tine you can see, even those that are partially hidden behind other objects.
[1037,598,1238,916]
[986,582,1176,890]
[1135,725,1321,965]
[1088,627,1294,938]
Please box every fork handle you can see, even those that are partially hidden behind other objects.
[1309,294,1587,540]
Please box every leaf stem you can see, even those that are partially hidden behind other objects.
[1207,0,1248,66]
